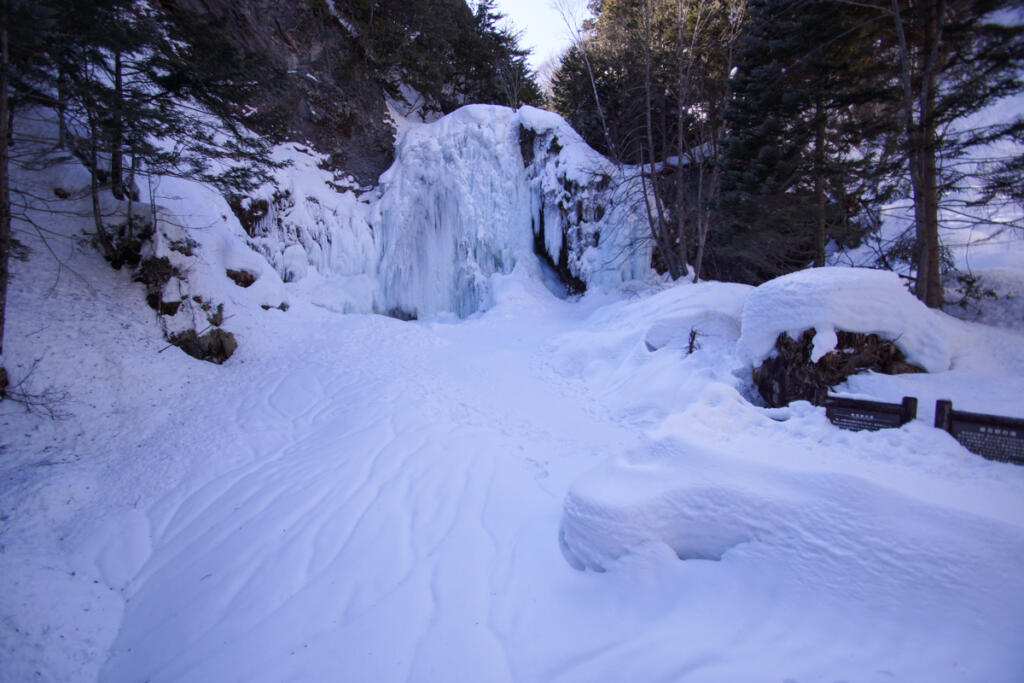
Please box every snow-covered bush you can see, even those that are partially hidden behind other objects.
[737,268,952,373]
[237,105,653,320]
[735,268,952,406]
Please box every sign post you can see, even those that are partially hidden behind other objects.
[825,395,917,432]
[934,400,1024,466]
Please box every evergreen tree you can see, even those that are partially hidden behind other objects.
[551,0,744,279]
[714,0,900,284]
[551,43,629,159]
[0,0,284,276]
[553,0,1021,296]
[466,0,543,108]
[340,0,542,113]
[1,0,10,390]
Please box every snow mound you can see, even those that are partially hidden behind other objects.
[560,445,764,572]
[737,267,952,372]
[644,311,741,352]
[545,281,752,427]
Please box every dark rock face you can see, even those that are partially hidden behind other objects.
[160,0,395,185]
[169,328,238,364]
[752,329,925,408]
[226,268,257,288]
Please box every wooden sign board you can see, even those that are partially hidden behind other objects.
[935,400,1024,466]
[825,395,917,432]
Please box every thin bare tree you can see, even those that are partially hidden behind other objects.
[552,0,618,161]
[1,0,11,390]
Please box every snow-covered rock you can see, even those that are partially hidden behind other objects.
[241,143,377,298]
[737,267,953,373]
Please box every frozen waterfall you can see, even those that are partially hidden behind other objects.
[375,105,653,318]
[247,105,653,318]
[373,106,537,318]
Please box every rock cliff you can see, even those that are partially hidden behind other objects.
[160,0,395,184]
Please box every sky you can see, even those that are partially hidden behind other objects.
[493,0,580,71]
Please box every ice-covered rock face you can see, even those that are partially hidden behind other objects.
[241,105,652,319]
[518,106,652,296]
[373,105,652,318]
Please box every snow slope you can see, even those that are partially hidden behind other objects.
[5,242,1024,681]
[3,105,1024,682]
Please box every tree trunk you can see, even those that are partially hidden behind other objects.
[57,65,68,149]
[892,0,944,308]
[0,0,10,358]
[918,117,942,306]
[639,146,674,277]
[916,0,944,308]
[643,0,679,279]
[693,164,707,282]
[88,116,116,263]
[814,98,826,267]
[127,154,136,236]
[674,0,689,276]
[110,51,125,200]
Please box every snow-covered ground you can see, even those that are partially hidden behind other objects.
[2,105,1024,682]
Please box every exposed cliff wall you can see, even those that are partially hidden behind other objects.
[160,0,395,184]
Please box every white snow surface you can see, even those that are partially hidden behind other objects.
[737,267,953,371]
[3,106,1024,683]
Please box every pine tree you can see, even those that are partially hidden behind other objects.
[339,0,541,114]
[0,0,283,275]
[551,0,744,279]
[715,0,900,284]
[2,0,54,383]
[551,43,624,159]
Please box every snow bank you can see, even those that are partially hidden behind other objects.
[547,281,752,424]
[737,267,952,372]
[559,441,768,572]
[11,91,1024,683]
[558,430,1024,672]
